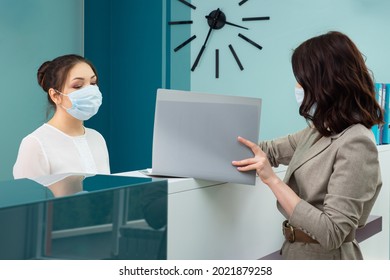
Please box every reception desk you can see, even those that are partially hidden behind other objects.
[118,144,390,260]
[1,145,388,260]
[119,171,385,259]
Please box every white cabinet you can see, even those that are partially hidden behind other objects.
[359,145,390,259]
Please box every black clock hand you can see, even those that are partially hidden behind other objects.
[205,15,249,30]
[191,9,222,71]
[178,0,196,10]
[223,20,249,30]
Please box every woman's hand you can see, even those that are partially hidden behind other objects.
[232,136,279,186]
[233,136,300,216]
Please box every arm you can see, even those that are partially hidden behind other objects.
[290,132,381,249]
[13,135,50,179]
[232,136,301,216]
[96,131,111,174]
[232,128,311,215]
[97,132,111,174]
[259,128,308,167]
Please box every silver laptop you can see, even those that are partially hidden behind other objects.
[152,89,261,185]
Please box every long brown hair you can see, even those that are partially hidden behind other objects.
[292,31,383,136]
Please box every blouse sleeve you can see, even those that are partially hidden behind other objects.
[101,135,111,174]
[87,128,111,174]
[13,135,50,179]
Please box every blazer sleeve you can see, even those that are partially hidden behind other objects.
[13,135,50,179]
[289,131,381,250]
[259,127,310,167]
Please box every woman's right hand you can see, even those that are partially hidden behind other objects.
[232,136,279,186]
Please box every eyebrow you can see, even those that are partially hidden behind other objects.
[71,75,97,81]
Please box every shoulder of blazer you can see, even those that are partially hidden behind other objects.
[330,124,373,141]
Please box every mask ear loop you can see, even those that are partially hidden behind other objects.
[51,89,70,110]
[53,89,64,96]
[48,88,60,104]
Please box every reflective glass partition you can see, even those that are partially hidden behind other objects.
[0,174,167,260]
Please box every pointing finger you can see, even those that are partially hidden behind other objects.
[232,158,257,167]
[237,136,260,153]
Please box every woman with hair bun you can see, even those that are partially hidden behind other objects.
[13,54,110,179]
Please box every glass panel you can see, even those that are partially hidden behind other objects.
[0,174,167,260]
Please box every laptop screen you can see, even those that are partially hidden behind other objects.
[152,89,262,185]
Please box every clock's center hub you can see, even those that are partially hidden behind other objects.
[207,9,226,30]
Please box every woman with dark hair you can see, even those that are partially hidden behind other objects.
[13,54,110,179]
[233,31,383,259]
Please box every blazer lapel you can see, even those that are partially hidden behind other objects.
[283,126,353,182]
[284,135,332,182]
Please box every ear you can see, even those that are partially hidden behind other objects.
[48,88,62,105]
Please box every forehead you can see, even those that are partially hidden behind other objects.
[67,62,95,79]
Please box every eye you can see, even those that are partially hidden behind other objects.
[72,84,83,89]
[90,78,97,86]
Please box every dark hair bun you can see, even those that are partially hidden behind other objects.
[37,61,51,91]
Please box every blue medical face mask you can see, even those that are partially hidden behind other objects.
[294,86,316,117]
[56,85,102,121]
[294,86,304,106]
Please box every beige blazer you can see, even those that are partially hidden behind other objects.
[260,124,382,259]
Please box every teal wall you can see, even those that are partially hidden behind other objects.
[85,0,164,174]
[170,0,390,141]
[168,0,191,90]
[0,0,84,180]
[2,1,390,180]
[84,0,111,159]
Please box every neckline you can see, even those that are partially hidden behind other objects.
[44,123,86,139]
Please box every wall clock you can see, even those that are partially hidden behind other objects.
[169,0,270,78]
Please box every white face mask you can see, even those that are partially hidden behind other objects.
[294,86,304,106]
[56,85,102,121]
[295,86,317,117]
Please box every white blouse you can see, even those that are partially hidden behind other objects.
[13,123,110,179]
